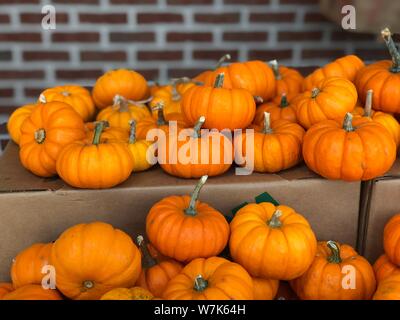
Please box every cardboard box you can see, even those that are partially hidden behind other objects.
[0,142,361,281]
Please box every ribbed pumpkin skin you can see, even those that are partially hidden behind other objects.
[374,254,400,283]
[252,277,279,300]
[92,69,148,109]
[146,196,230,262]
[229,202,317,280]
[290,242,376,300]
[7,104,35,144]
[384,214,400,266]
[0,283,13,299]
[294,77,358,129]
[202,61,276,101]
[100,287,154,300]
[181,85,256,131]
[162,257,254,300]
[127,140,154,172]
[274,66,304,100]
[303,55,364,90]
[2,285,63,300]
[11,243,53,289]
[373,273,400,300]
[40,85,95,121]
[302,118,396,181]
[254,98,297,124]
[51,222,142,300]
[19,101,86,177]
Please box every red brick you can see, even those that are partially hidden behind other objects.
[194,13,240,24]
[20,12,69,23]
[248,49,292,61]
[81,51,127,62]
[168,0,212,3]
[302,49,345,59]
[280,0,318,4]
[0,33,41,42]
[0,88,14,97]
[52,0,98,3]
[278,31,322,41]
[168,68,206,79]
[193,50,238,61]
[79,13,127,24]
[0,14,10,23]
[355,49,389,61]
[331,31,376,41]
[0,70,44,79]
[224,0,269,4]
[24,87,43,98]
[249,12,295,23]
[52,32,99,42]
[111,0,156,3]
[137,50,183,61]
[135,69,159,80]
[304,12,330,23]
[0,106,17,115]
[167,32,212,42]
[56,69,103,80]
[0,0,39,3]
[137,13,183,24]
[224,32,268,42]
[23,51,69,61]
[0,51,11,61]
[110,32,155,42]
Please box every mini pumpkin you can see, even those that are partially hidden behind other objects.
[11,243,53,289]
[254,93,297,124]
[0,283,13,299]
[374,254,400,283]
[135,235,183,297]
[303,55,364,90]
[253,277,279,300]
[51,221,141,300]
[56,121,134,189]
[229,202,317,280]
[236,112,305,173]
[373,273,400,300]
[2,284,62,300]
[40,85,95,121]
[294,76,358,129]
[302,113,396,181]
[384,214,400,266]
[7,104,35,144]
[19,100,86,177]
[92,69,149,109]
[146,176,230,262]
[290,241,376,300]
[193,54,231,83]
[162,257,254,300]
[182,73,256,131]
[84,120,129,142]
[100,287,154,300]
[269,60,304,100]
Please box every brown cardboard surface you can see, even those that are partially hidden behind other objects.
[0,142,361,281]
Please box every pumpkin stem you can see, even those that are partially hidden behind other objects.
[136,235,157,269]
[269,59,281,80]
[327,240,342,264]
[152,102,168,126]
[185,175,208,216]
[113,94,129,112]
[83,280,94,290]
[381,28,400,73]
[267,210,283,228]
[280,93,289,108]
[34,128,46,144]
[92,121,105,145]
[128,120,137,144]
[194,274,208,292]
[311,87,320,98]
[254,96,264,104]
[262,112,273,134]
[38,94,47,104]
[214,73,225,88]
[364,90,373,117]
[215,54,231,69]
[193,116,206,139]
[343,113,354,132]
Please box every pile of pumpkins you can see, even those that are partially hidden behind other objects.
[1,176,393,300]
[6,27,400,188]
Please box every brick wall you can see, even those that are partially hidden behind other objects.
[0,0,390,147]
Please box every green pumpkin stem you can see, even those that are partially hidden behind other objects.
[267,210,283,228]
[343,113,354,132]
[269,59,281,80]
[364,90,373,117]
[214,73,225,88]
[381,28,400,73]
[311,88,320,99]
[170,77,191,101]
[152,102,168,126]
[327,240,342,264]
[280,93,289,108]
[193,116,206,139]
[194,274,208,292]
[215,54,231,69]
[185,175,208,216]
[262,112,273,134]
[92,121,106,145]
[136,235,157,269]
[128,120,137,144]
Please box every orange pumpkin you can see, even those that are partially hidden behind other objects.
[302,113,396,181]
[384,214,400,266]
[253,277,279,300]
[19,101,86,177]
[100,287,154,300]
[160,116,233,178]
[294,77,358,129]
[11,243,53,289]
[92,69,149,109]
[182,73,256,131]
[96,95,152,131]
[162,257,254,300]
[135,235,183,297]
[0,283,13,299]
[373,273,400,300]
[193,54,231,83]
[236,112,305,173]
[51,221,141,300]
[254,93,297,124]
[146,176,230,262]
[56,121,133,189]
[303,55,364,90]
[269,60,304,100]
[355,28,400,114]
[290,241,376,300]
[229,202,317,280]
[2,285,62,300]
[40,85,95,121]
[84,121,129,142]
[7,104,35,144]
[374,254,400,283]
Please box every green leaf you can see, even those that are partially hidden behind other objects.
[255,192,279,205]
